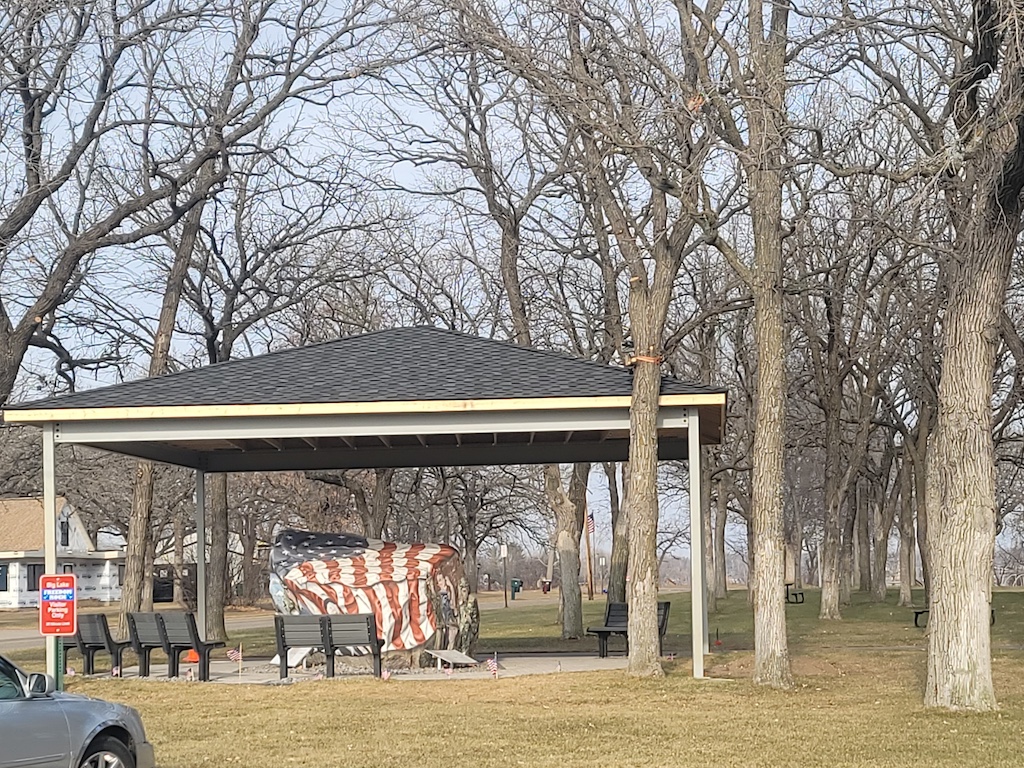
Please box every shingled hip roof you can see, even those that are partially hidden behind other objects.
[5,326,725,411]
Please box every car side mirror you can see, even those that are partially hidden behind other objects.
[28,673,56,697]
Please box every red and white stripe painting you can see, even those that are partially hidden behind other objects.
[273,533,460,652]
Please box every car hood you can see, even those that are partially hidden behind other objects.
[53,691,149,748]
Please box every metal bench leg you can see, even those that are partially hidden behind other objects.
[280,649,289,679]
[139,649,150,677]
[598,635,607,658]
[168,649,181,679]
[326,649,336,679]
[372,651,382,679]
[83,649,96,675]
[199,649,211,681]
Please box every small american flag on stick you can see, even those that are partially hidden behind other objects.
[227,645,242,663]
[486,654,498,679]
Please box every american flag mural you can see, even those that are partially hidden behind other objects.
[269,529,462,653]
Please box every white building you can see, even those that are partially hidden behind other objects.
[0,497,124,608]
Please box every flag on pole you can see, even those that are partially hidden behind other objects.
[587,513,595,535]
[227,645,243,663]
[486,654,498,678]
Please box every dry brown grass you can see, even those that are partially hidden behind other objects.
[70,650,1024,768]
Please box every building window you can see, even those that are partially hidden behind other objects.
[117,563,125,585]
[62,564,74,574]
[59,520,70,548]
[0,564,8,592]
[27,564,45,591]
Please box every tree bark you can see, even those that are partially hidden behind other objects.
[713,478,729,599]
[206,473,229,642]
[840,489,857,605]
[626,352,665,677]
[607,462,629,603]
[898,459,915,607]
[912,439,931,601]
[858,487,872,592]
[702,458,717,614]
[546,465,584,639]
[819,401,843,619]
[925,222,1010,710]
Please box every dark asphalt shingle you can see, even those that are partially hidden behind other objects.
[6,327,724,411]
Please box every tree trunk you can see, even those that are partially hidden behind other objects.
[840,489,857,605]
[898,460,915,607]
[457,534,480,655]
[546,465,584,640]
[120,461,155,635]
[747,111,793,688]
[713,479,729,599]
[858,488,872,592]
[173,513,186,607]
[607,462,629,603]
[239,517,260,605]
[702,457,717,615]
[118,191,207,634]
[871,484,896,602]
[913,443,931,601]
[745,515,755,604]
[142,536,155,613]
[925,221,1010,710]
[625,351,664,678]
[206,473,229,642]
[819,394,844,619]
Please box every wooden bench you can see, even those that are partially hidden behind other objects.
[161,612,224,681]
[127,612,169,677]
[587,601,670,658]
[70,614,131,675]
[912,607,996,628]
[785,583,805,604]
[275,614,383,679]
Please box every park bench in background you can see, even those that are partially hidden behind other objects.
[127,612,169,677]
[70,614,131,675]
[587,601,670,658]
[912,607,996,628]
[161,612,224,681]
[275,614,383,679]
[785,583,805,604]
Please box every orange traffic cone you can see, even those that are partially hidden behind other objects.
[185,649,200,663]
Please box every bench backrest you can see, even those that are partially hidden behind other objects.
[78,614,112,646]
[276,615,326,648]
[161,612,200,647]
[602,601,670,635]
[657,601,670,635]
[129,612,166,647]
[604,602,628,628]
[326,614,378,648]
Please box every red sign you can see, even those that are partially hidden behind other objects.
[39,574,77,636]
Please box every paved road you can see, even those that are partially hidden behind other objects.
[0,612,275,652]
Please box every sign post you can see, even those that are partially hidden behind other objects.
[500,543,508,608]
[40,574,77,690]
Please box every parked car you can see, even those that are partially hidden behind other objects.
[0,652,155,768]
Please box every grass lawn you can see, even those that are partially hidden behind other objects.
[17,588,1022,767]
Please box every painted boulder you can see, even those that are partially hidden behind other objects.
[269,529,462,652]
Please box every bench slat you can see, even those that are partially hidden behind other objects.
[129,613,165,646]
